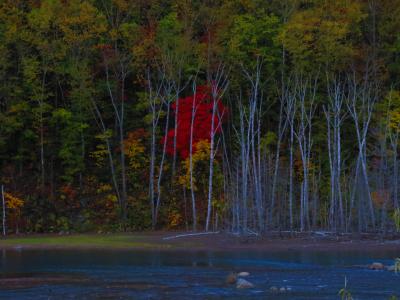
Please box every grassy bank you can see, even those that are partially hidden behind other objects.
[0,234,174,249]
[1,232,400,252]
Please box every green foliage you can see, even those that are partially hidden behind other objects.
[377,0,400,82]
[260,131,277,153]
[127,196,152,230]
[226,13,281,69]
[338,277,353,300]
[51,108,88,183]
[280,0,365,72]
[0,234,166,249]
[155,11,198,80]
[392,209,400,232]
[386,91,400,132]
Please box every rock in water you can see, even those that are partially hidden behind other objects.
[386,265,395,271]
[226,273,237,284]
[238,272,250,277]
[369,262,385,270]
[270,286,278,292]
[236,278,254,289]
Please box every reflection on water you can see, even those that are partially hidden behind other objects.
[0,248,399,299]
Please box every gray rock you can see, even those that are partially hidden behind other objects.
[236,278,254,289]
[238,272,250,277]
[386,265,395,271]
[369,262,385,270]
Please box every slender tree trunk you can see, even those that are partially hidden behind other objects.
[149,124,156,228]
[189,82,197,231]
[294,76,316,231]
[324,78,346,231]
[270,93,288,229]
[206,67,228,231]
[286,87,297,232]
[379,131,388,233]
[360,147,376,227]
[348,155,361,230]
[119,78,127,224]
[392,135,399,209]
[104,63,129,224]
[325,105,335,230]
[347,75,376,229]
[337,122,344,230]
[172,93,180,176]
[39,69,47,190]
[2,185,5,237]
[206,95,217,231]
[155,97,171,226]
[90,98,122,207]
[239,103,249,232]
[289,121,294,231]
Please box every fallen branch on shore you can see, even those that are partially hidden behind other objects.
[163,231,220,240]
[245,228,259,236]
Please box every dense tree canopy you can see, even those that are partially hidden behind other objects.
[0,0,399,234]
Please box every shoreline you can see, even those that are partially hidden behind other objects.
[1,232,400,252]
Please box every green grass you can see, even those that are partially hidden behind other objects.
[0,234,172,249]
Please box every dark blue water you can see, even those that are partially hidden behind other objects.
[0,248,399,299]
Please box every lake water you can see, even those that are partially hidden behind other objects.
[0,248,399,299]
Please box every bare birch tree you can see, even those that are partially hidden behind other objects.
[293,75,317,231]
[147,68,166,229]
[323,77,346,231]
[285,78,297,231]
[205,64,229,231]
[347,74,377,230]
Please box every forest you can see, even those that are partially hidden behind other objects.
[0,0,399,235]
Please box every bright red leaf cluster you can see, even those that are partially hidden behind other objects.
[162,85,227,159]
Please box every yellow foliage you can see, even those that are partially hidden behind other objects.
[90,144,108,168]
[113,0,130,12]
[388,91,400,131]
[4,193,24,210]
[106,194,118,203]
[96,183,113,194]
[390,111,400,130]
[371,190,390,209]
[179,139,211,190]
[124,130,148,172]
[59,1,107,45]
[95,183,117,205]
[125,139,146,169]
[168,210,182,229]
[280,0,365,71]
[212,197,226,213]
[193,139,211,161]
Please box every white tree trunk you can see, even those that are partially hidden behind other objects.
[2,185,5,237]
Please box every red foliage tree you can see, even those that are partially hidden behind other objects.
[161,85,227,159]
